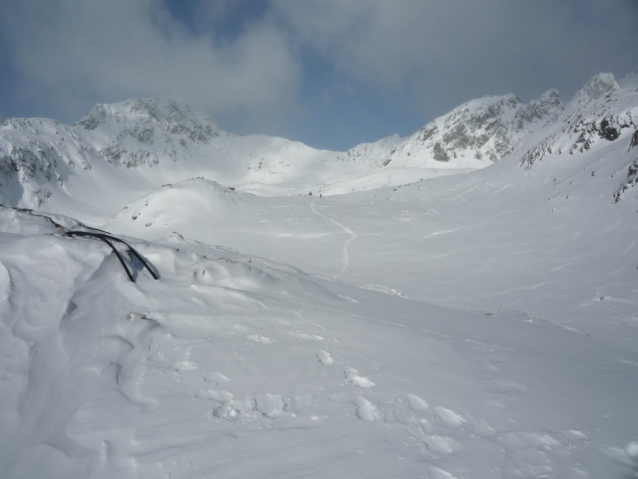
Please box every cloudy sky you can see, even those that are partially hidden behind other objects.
[0,0,636,150]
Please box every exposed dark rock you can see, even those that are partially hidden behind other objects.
[599,119,619,141]
[433,142,450,162]
[613,158,638,203]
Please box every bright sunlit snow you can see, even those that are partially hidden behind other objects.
[1,71,638,479]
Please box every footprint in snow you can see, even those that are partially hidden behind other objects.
[356,397,383,422]
[203,371,230,384]
[288,332,324,341]
[344,367,375,388]
[406,393,429,412]
[434,406,466,428]
[254,393,285,418]
[246,334,274,344]
[486,379,528,394]
[254,393,314,418]
[419,434,459,455]
[171,360,198,372]
[316,350,334,365]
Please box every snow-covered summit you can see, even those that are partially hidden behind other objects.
[77,98,222,141]
[76,98,224,167]
[569,72,620,108]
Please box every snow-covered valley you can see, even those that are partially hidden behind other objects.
[1,71,638,478]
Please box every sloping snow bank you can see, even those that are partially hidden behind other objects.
[1,208,637,478]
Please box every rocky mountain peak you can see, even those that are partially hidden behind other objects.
[74,98,224,167]
[76,98,221,144]
[383,91,564,166]
[571,72,619,105]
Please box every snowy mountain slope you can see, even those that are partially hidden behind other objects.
[0,97,450,210]
[104,70,638,342]
[516,72,638,201]
[375,89,563,168]
[1,208,637,479]
[0,84,565,212]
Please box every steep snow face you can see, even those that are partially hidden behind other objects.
[383,89,563,167]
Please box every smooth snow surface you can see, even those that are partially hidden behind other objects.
[1,71,638,478]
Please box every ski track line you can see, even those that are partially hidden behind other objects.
[311,202,356,279]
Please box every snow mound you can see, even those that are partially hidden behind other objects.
[104,178,250,237]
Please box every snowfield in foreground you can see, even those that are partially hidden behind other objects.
[1,209,637,479]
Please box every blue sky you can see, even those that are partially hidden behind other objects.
[0,0,637,151]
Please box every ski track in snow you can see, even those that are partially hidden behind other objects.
[310,202,356,279]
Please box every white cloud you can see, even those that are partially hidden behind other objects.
[274,0,638,109]
[0,0,635,143]
[0,0,301,128]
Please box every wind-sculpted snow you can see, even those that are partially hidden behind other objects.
[1,208,638,478]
